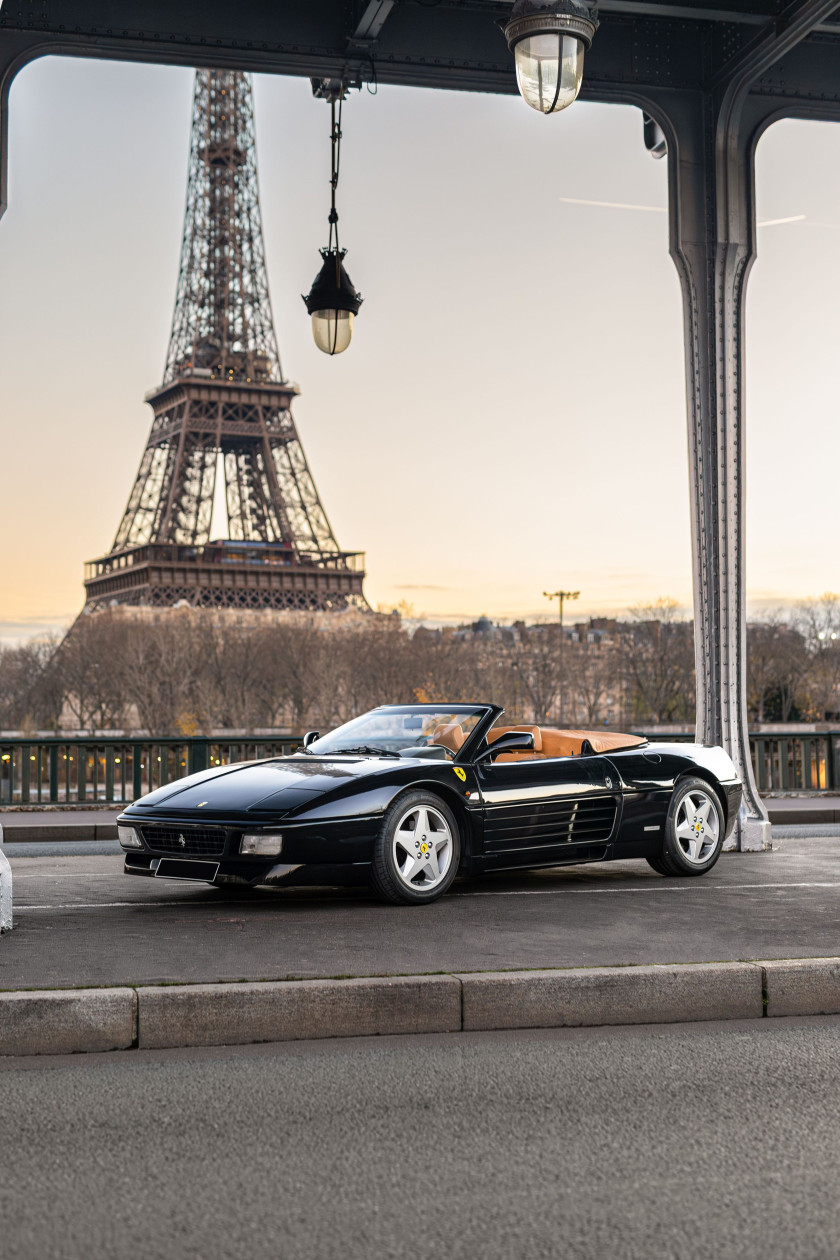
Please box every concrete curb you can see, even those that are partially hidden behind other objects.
[3,958,840,1057]
[763,958,840,1018]
[1,823,118,843]
[0,989,136,1055]
[458,963,763,1030]
[137,975,462,1049]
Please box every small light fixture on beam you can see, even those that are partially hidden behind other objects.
[303,80,363,355]
[643,113,667,160]
[504,0,598,115]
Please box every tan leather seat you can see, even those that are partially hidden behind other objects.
[539,729,586,758]
[429,722,466,753]
[485,725,645,763]
[487,725,543,763]
[541,728,645,755]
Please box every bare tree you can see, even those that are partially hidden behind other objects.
[0,637,63,730]
[747,617,809,723]
[512,624,567,723]
[623,599,695,726]
[570,637,620,726]
[121,613,208,736]
[796,594,840,721]
[54,613,130,731]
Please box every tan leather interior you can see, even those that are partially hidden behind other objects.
[429,722,467,753]
[487,725,645,762]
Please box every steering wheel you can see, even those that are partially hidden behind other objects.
[409,739,455,760]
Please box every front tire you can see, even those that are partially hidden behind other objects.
[646,776,724,877]
[371,791,461,905]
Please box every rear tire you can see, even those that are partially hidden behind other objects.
[371,790,460,906]
[646,776,724,877]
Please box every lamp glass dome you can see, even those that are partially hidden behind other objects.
[311,308,354,356]
[514,33,584,113]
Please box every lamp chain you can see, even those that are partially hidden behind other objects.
[328,94,343,274]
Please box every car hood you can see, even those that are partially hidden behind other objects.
[128,754,391,814]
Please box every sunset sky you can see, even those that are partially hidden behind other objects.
[1,56,839,642]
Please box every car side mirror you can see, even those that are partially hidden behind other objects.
[475,731,535,763]
[302,730,320,749]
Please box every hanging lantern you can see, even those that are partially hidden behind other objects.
[303,87,363,355]
[303,247,362,356]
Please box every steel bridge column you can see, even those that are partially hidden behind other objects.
[659,87,773,851]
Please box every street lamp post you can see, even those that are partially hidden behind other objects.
[543,589,579,724]
[543,588,580,629]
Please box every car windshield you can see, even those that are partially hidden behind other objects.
[306,706,489,759]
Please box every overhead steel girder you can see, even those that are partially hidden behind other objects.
[4,2,840,215]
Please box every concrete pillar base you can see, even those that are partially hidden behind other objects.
[723,815,773,853]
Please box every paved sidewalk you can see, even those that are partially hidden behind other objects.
[0,809,120,841]
[2,834,840,992]
[767,796,840,824]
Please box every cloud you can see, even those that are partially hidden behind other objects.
[757,214,806,228]
[0,616,70,645]
[559,196,666,214]
[560,197,807,231]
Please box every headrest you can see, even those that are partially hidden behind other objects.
[487,725,543,752]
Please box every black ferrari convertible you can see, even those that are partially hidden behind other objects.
[117,703,742,904]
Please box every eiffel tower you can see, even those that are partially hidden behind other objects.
[83,69,366,613]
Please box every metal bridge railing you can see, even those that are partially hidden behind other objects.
[642,730,840,793]
[1,731,838,808]
[0,736,299,808]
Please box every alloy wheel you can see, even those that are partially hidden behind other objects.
[391,804,454,893]
[674,788,720,865]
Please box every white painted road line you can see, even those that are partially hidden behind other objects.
[11,872,119,879]
[14,900,208,911]
[11,871,121,882]
[12,880,840,912]
[455,882,840,897]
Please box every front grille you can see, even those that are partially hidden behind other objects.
[140,824,228,857]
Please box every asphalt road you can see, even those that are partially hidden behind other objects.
[2,1016,840,1259]
[4,835,840,990]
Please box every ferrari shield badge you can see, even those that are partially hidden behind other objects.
[453,767,466,782]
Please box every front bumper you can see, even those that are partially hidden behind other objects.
[123,851,372,887]
[118,812,380,886]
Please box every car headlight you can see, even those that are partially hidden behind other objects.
[240,832,283,857]
[118,825,142,849]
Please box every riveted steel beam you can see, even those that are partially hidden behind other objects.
[646,0,840,851]
[713,0,840,84]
